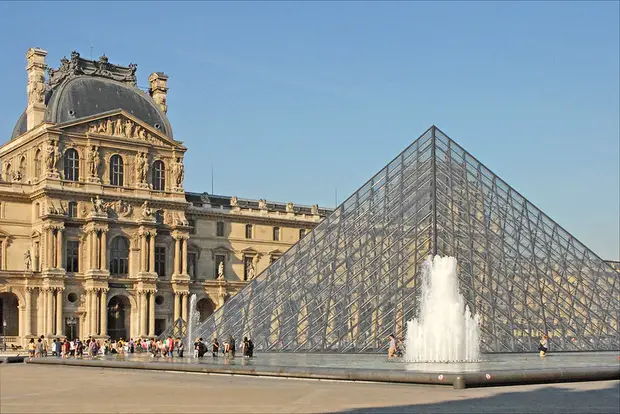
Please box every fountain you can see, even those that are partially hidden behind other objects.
[405,255,481,362]
[185,294,199,356]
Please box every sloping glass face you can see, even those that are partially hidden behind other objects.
[194,127,619,353]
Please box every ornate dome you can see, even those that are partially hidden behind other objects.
[11,52,172,140]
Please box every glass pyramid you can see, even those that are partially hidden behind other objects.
[194,126,619,353]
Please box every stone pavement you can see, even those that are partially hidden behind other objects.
[1,364,618,413]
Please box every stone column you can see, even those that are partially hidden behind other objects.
[46,288,53,336]
[173,293,181,322]
[55,288,63,336]
[181,238,188,275]
[56,228,63,269]
[46,228,53,270]
[90,290,98,336]
[100,289,108,337]
[149,233,156,273]
[90,231,96,270]
[173,293,180,336]
[139,292,147,336]
[24,288,33,336]
[148,292,155,337]
[181,293,188,323]
[174,237,180,274]
[140,234,147,272]
[100,231,107,271]
[95,231,101,270]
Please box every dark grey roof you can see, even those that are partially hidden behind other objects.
[11,111,27,140]
[46,76,172,136]
[10,51,172,140]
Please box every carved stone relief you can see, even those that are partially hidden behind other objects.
[86,116,162,145]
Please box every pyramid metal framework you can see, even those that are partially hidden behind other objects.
[194,126,619,353]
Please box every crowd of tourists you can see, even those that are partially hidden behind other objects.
[192,336,254,358]
[25,334,255,360]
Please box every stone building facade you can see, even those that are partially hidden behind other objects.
[0,48,330,346]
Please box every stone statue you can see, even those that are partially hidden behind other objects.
[311,204,319,215]
[11,169,22,182]
[247,262,255,280]
[97,120,106,133]
[286,202,294,213]
[28,74,46,105]
[105,119,114,135]
[258,199,267,210]
[173,157,184,187]
[114,118,123,136]
[24,250,32,271]
[217,261,225,280]
[141,201,152,219]
[136,152,148,183]
[124,119,133,138]
[45,141,59,172]
[114,199,133,218]
[133,126,141,139]
[87,146,100,177]
[91,195,106,215]
[230,196,238,207]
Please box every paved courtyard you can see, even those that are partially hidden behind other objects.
[1,364,618,413]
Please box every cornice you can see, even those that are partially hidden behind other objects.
[187,207,322,228]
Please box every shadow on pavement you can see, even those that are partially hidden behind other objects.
[338,381,620,414]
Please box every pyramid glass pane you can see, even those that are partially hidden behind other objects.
[194,126,620,353]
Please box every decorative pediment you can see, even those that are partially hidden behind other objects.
[240,247,259,255]
[211,245,234,260]
[57,110,183,150]
[268,249,283,255]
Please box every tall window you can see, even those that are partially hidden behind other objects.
[273,227,280,241]
[67,201,78,218]
[109,155,124,186]
[154,246,166,277]
[299,229,306,239]
[152,160,165,191]
[216,221,224,237]
[63,149,79,181]
[245,224,253,239]
[110,236,129,275]
[65,240,79,273]
[34,149,41,179]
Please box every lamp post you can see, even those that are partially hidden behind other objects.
[2,320,6,352]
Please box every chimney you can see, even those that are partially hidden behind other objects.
[25,47,48,130]
[148,72,168,114]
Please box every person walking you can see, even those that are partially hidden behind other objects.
[388,334,398,359]
[212,338,219,357]
[229,336,236,359]
[538,334,549,357]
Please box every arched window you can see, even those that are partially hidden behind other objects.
[5,163,11,182]
[110,155,124,186]
[109,236,129,276]
[34,149,41,179]
[63,148,79,181]
[152,160,165,191]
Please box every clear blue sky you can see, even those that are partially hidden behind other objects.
[0,1,618,260]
